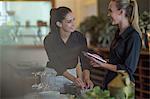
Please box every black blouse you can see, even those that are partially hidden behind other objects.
[103,26,142,89]
[44,31,90,75]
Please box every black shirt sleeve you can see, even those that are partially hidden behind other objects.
[79,34,91,70]
[116,32,141,79]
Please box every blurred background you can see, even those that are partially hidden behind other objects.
[0,0,149,99]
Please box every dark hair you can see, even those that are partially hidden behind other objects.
[50,7,72,35]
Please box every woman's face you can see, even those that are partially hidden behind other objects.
[60,12,75,33]
[108,1,122,25]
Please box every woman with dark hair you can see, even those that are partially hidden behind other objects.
[90,0,142,89]
[44,7,93,89]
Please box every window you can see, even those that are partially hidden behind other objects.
[0,1,52,45]
[0,2,7,26]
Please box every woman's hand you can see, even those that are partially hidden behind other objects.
[63,71,85,89]
[63,71,84,89]
[74,78,85,89]
[87,53,105,68]
[90,56,117,72]
[90,57,105,68]
[82,70,94,89]
[83,78,94,89]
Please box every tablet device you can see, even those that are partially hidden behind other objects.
[82,51,107,63]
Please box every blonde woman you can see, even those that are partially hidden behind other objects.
[90,0,142,89]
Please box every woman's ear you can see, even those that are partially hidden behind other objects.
[120,9,125,16]
[56,21,62,27]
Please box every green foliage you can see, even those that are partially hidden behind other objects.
[83,86,114,99]
[79,15,117,47]
[139,11,150,33]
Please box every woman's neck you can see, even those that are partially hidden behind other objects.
[60,29,71,43]
[118,19,130,35]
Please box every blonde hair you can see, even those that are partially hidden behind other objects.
[112,0,142,38]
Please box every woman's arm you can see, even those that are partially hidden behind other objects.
[63,71,76,82]
[101,63,117,72]
[82,69,94,89]
[63,70,85,89]
[78,33,94,88]
[90,54,117,72]
[82,70,90,81]
[91,58,117,72]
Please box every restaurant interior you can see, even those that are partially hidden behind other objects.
[0,0,149,99]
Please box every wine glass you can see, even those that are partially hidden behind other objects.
[31,71,43,90]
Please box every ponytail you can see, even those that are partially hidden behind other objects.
[112,0,142,38]
[50,8,59,34]
[130,0,142,38]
